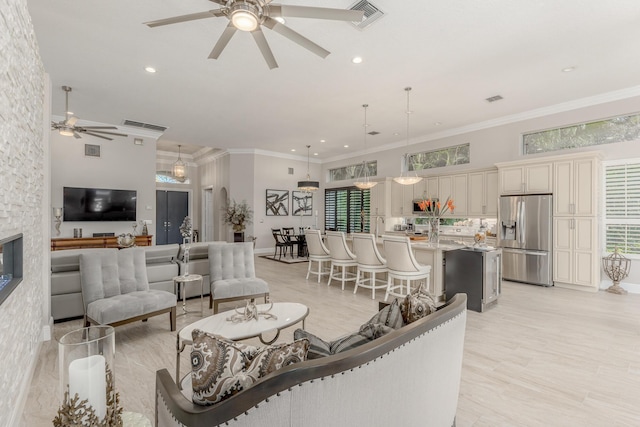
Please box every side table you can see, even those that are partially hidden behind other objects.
[173,274,204,316]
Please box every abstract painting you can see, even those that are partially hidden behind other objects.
[266,189,289,216]
[292,191,313,216]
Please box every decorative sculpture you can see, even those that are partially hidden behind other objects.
[602,247,630,295]
[226,301,277,323]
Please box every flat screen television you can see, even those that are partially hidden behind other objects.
[63,187,137,221]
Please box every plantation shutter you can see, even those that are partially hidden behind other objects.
[605,162,640,254]
[324,187,371,233]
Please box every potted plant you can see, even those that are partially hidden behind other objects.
[223,199,253,242]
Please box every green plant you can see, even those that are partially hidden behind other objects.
[223,199,253,232]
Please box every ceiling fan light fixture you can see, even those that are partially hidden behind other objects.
[59,127,74,137]
[173,145,187,182]
[298,145,319,192]
[230,3,260,31]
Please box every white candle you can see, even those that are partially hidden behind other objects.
[53,207,62,217]
[68,355,107,420]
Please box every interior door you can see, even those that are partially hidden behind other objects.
[156,190,189,245]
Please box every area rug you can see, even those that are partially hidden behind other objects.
[260,255,308,264]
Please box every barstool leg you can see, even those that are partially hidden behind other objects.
[371,271,376,299]
[306,259,312,280]
[354,269,361,294]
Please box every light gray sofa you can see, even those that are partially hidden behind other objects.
[155,293,467,427]
[51,243,216,321]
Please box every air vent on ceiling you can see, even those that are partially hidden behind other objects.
[288,167,294,175]
[368,131,380,136]
[122,119,168,132]
[485,95,504,103]
[349,0,384,29]
[85,144,101,158]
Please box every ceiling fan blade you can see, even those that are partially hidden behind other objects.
[51,121,59,130]
[80,126,119,130]
[208,0,227,5]
[144,10,224,28]
[263,17,329,58]
[251,28,278,69]
[209,22,237,59]
[73,131,82,139]
[270,5,364,22]
[81,130,128,137]
[65,116,78,126]
[83,132,114,141]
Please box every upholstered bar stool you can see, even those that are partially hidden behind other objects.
[351,233,388,299]
[382,235,431,301]
[305,229,331,283]
[325,231,358,290]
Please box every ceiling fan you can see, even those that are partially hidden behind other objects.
[50,86,128,141]
[144,0,365,69]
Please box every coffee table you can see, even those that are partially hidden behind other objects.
[175,302,309,385]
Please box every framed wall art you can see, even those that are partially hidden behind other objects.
[292,191,313,216]
[266,189,289,216]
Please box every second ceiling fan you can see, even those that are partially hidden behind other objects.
[144,0,364,69]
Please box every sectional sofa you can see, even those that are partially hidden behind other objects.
[50,242,215,321]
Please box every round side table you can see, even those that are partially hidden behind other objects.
[173,274,204,316]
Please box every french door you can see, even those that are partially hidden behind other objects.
[156,190,189,245]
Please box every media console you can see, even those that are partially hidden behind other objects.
[51,235,153,251]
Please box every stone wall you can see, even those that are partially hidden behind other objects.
[0,0,46,425]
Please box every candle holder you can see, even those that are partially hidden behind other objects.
[54,325,122,426]
[53,207,62,236]
[602,247,630,295]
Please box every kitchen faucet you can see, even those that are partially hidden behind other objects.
[375,216,385,238]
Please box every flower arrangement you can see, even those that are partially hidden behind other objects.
[179,216,193,238]
[223,199,253,232]
[417,197,455,219]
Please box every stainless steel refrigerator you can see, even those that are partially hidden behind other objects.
[497,194,553,286]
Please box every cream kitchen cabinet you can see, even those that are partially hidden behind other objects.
[390,181,415,216]
[414,177,438,201]
[553,217,598,290]
[553,157,599,216]
[438,174,467,216]
[369,180,388,217]
[468,169,498,217]
[498,163,552,195]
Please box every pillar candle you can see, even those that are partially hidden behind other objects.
[68,354,107,420]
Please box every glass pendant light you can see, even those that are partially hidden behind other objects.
[173,144,186,182]
[297,145,319,192]
[393,87,423,185]
[354,104,377,190]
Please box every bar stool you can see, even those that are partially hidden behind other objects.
[351,233,388,299]
[325,231,358,290]
[305,229,331,283]
[382,235,431,301]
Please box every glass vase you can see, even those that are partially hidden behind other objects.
[429,218,440,243]
[58,326,116,423]
[182,237,191,276]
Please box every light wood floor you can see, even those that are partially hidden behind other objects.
[23,257,640,426]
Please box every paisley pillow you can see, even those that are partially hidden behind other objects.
[401,283,437,324]
[190,329,309,406]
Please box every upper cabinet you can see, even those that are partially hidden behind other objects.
[438,174,467,216]
[390,181,415,216]
[468,169,498,217]
[553,156,600,216]
[369,180,388,217]
[498,163,552,195]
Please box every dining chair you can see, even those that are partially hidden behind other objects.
[271,231,290,259]
[382,235,431,301]
[325,231,358,290]
[304,229,331,283]
[281,227,298,258]
[351,233,388,299]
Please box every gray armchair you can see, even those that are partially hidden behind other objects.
[208,242,269,313]
[80,247,176,330]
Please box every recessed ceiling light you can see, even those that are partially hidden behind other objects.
[291,149,296,152]
[66,111,73,115]
[274,16,286,24]
[393,132,400,136]
[344,145,349,148]
[434,121,442,126]
[562,66,575,72]
[313,152,318,156]
[352,56,363,64]
[320,139,326,143]
[145,66,157,73]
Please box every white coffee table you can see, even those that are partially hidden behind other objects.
[175,302,309,385]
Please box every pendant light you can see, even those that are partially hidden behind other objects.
[298,145,319,192]
[354,104,377,190]
[173,144,187,182]
[393,87,423,185]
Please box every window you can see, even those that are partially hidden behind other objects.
[604,161,640,256]
[324,187,370,233]
[407,143,470,171]
[523,113,640,155]
[156,171,190,184]
[329,161,377,182]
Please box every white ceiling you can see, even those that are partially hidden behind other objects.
[28,0,640,160]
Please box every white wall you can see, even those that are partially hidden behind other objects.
[0,1,47,425]
[50,132,159,240]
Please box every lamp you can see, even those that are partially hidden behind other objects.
[173,145,186,182]
[53,207,62,236]
[354,104,377,190]
[230,2,260,31]
[298,145,319,192]
[393,87,423,185]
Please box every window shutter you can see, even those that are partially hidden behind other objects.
[605,162,640,254]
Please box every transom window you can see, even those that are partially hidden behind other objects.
[329,161,377,182]
[408,143,470,171]
[156,171,190,184]
[604,160,640,256]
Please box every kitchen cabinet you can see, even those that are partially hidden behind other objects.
[390,181,415,216]
[369,180,388,216]
[438,174,467,216]
[553,217,598,290]
[553,157,599,216]
[468,169,498,217]
[498,163,552,195]
[414,177,438,201]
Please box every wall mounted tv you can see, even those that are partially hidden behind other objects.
[63,187,137,221]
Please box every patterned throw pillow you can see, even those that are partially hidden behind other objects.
[367,299,404,329]
[294,322,394,359]
[190,329,309,406]
[294,329,331,359]
[401,283,437,324]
